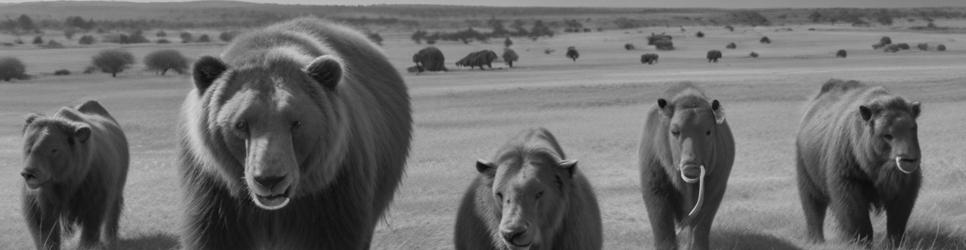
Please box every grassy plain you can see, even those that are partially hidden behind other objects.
[1,24,965,249]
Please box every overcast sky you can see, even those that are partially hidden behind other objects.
[2,0,966,8]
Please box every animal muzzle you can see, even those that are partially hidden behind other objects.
[500,223,533,249]
[245,136,297,211]
[894,156,920,174]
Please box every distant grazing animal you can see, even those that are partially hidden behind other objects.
[916,43,928,51]
[566,46,579,61]
[179,18,412,249]
[884,44,901,53]
[21,100,129,250]
[502,48,519,68]
[937,44,947,51]
[456,50,498,70]
[896,43,910,50]
[760,36,771,44]
[872,43,886,50]
[455,128,603,250]
[796,79,922,247]
[695,31,704,38]
[412,46,447,72]
[749,52,759,58]
[706,50,722,63]
[880,36,892,46]
[625,43,636,50]
[836,49,847,58]
[641,53,659,64]
[725,42,736,49]
[544,48,555,55]
[639,82,735,250]
[724,25,734,32]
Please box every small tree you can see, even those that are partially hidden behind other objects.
[502,48,518,67]
[197,34,211,43]
[504,37,513,48]
[156,30,167,37]
[0,57,27,81]
[880,36,892,45]
[127,30,150,44]
[180,32,192,43]
[92,49,135,77]
[144,49,188,76]
[64,29,76,40]
[696,31,704,38]
[78,35,96,45]
[32,36,43,45]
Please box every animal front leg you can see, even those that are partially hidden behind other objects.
[830,182,873,246]
[885,196,916,247]
[642,170,679,250]
[24,201,61,250]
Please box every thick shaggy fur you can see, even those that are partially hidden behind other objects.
[796,79,922,246]
[21,100,129,250]
[641,53,659,65]
[639,82,735,250]
[706,50,722,63]
[412,46,447,72]
[455,128,602,250]
[456,50,498,70]
[178,18,412,249]
[837,49,848,58]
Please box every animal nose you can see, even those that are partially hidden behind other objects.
[20,171,36,180]
[254,175,286,190]
[501,225,528,245]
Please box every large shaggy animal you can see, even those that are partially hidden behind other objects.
[916,43,928,51]
[455,128,602,250]
[706,50,722,63]
[456,50,498,70]
[21,100,129,249]
[641,53,659,64]
[760,36,771,44]
[937,44,947,51]
[796,79,922,247]
[639,82,735,250]
[502,48,519,68]
[178,18,412,249]
[566,46,579,61]
[837,49,848,58]
[412,46,447,72]
[725,42,737,49]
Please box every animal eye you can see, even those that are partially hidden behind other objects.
[671,130,681,136]
[234,121,248,131]
[706,130,711,136]
[883,134,893,140]
[50,148,58,154]
[291,121,302,130]
[535,191,544,200]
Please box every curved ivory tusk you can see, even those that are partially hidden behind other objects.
[687,165,706,217]
[895,156,914,174]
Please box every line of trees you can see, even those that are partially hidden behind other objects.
[410,18,553,45]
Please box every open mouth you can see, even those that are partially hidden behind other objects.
[250,188,291,210]
[680,165,702,182]
[507,241,532,249]
[21,175,46,190]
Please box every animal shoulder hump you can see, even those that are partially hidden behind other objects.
[76,100,113,119]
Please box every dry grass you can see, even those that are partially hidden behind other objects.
[0,24,965,250]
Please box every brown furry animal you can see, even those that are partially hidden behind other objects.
[21,100,129,250]
[413,46,447,72]
[706,50,722,63]
[179,18,412,249]
[796,79,922,247]
[456,50,498,70]
[639,82,735,250]
[454,128,602,250]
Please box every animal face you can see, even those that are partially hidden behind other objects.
[21,117,91,190]
[477,154,575,250]
[659,98,725,179]
[860,100,922,173]
[192,55,345,210]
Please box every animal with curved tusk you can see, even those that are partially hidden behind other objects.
[639,82,735,250]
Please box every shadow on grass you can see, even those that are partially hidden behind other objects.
[711,229,802,250]
[897,223,966,250]
[117,232,179,250]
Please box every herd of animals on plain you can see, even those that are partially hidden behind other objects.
[11,17,944,250]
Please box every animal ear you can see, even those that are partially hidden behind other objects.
[711,99,725,124]
[657,98,672,116]
[910,101,921,118]
[192,56,228,92]
[305,55,343,91]
[476,159,496,176]
[23,113,43,133]
[559,159,578,177]
[859,105,874,121]
[73,125,91,144]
